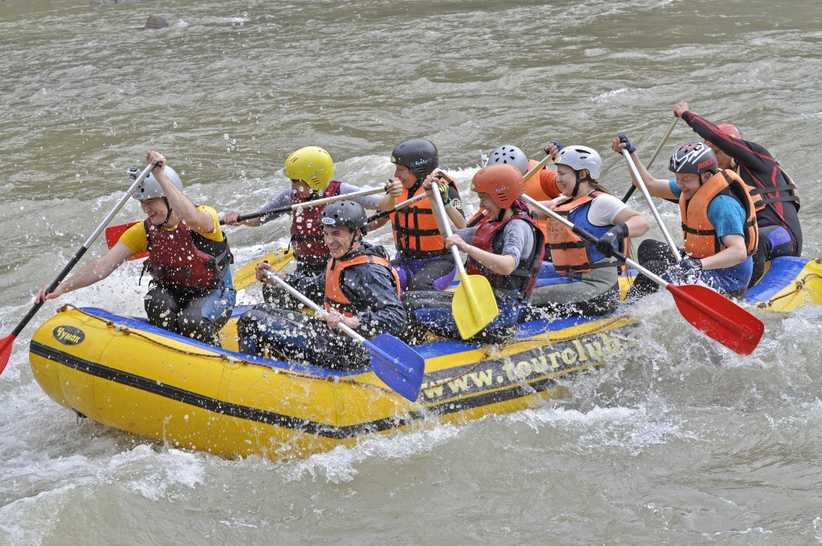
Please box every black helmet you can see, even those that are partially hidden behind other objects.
[669,142,718,176]
[321,200,367,232]
[390,138,438,181]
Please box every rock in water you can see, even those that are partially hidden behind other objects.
[143,14,168,30]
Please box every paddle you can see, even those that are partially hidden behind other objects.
[622,149,681,260]
[264,272,425,402]
[431,153,557,291]
[430,181,498,339]
[224,185,388,225]
[0,163,160,375]
[620,117,679,203]
[232,248,294,290]
[523,195,763,355]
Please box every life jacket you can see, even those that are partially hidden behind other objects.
[464,210,545,301]
[680,169,758,259]
[391,172,460,259]
[738,164,800,213]
[290,181,342,269]
[144,219,233,289]
[544,192,624,277]
[324,243,401,317]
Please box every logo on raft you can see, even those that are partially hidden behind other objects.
[53,325,85,346]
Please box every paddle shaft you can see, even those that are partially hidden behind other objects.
[365,192,428,224]
[223,185,387,225]
[430,180,467,280]
[8,163,158,339]
[523,195,763,351]
[620,117,679,203]
[622,149,681,261]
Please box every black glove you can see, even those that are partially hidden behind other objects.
[544,141,564,155]
[595,222,629,258]
[618,134,636,154]
[678,256,703,278]
[434,174,451,206]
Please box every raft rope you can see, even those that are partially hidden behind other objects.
[421,315,630,394]
[755,258,822,309]
[58,304,389,392]
[59,305,631,400]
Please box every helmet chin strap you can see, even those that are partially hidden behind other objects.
[571,170,590,198]
[159,197,173,227]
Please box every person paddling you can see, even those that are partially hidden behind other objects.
[616,140,759,299]
[237,201,406,370]
[223,146,401,305]
[527,144,649,317]
[381,138,467,291]
[673,102,802,285]
[403,163,544,342]
[36,151,235,344]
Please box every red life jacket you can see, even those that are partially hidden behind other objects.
[680,169,758,259]
[391,172,460,259]
[464,210,545,301]
[290,181,342,270]
[145,219,232,289]
[324,245,401,317]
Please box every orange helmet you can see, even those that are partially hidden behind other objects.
[470,163,524,209]
[716,123,743,140]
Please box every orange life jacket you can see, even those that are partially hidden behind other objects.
[545,192,623,276]
[680,169,758,259]
[324,246,401,317]
[391,172,460,259]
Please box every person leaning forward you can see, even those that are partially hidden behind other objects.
[615,139,759,300]
[223,146,401,306]
[36,151,236,344]
[237,200,406,370]
[673,102,801,285]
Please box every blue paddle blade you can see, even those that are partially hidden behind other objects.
[364,334,425,402]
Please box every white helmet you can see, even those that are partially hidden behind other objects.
[555,145,602,180]
[486,145,529,175]
[131,165,183,200]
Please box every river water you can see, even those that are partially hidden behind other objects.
[2,0,822,543]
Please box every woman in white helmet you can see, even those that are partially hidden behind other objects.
[36,151,236,344]
[223,146,401,305]
[527,143,650,317]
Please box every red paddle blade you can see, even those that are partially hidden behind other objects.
[0,334,16,375]
[667,283,764,355]
[105,222,148,260]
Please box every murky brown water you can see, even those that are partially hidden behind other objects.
[2,0,822,543]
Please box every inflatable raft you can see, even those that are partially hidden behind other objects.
[28,256,822,460]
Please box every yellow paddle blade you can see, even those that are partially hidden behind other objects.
[451,274,499,340]
[233,248,293,290]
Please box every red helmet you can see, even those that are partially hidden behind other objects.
[470,164,524,209]
[716,123,743,140]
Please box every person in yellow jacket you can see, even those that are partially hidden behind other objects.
[36,151,235,344]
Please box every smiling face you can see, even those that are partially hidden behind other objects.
[323,225,356,258]
[393,164,418,189]
[555,164,588,196]
[476,192,502,219]
[140,197,170,225]
[675,172,704,200]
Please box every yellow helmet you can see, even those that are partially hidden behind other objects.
[283,146,335,191]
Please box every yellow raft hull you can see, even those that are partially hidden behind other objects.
[29,256,822,460]
[30,306,636,460]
